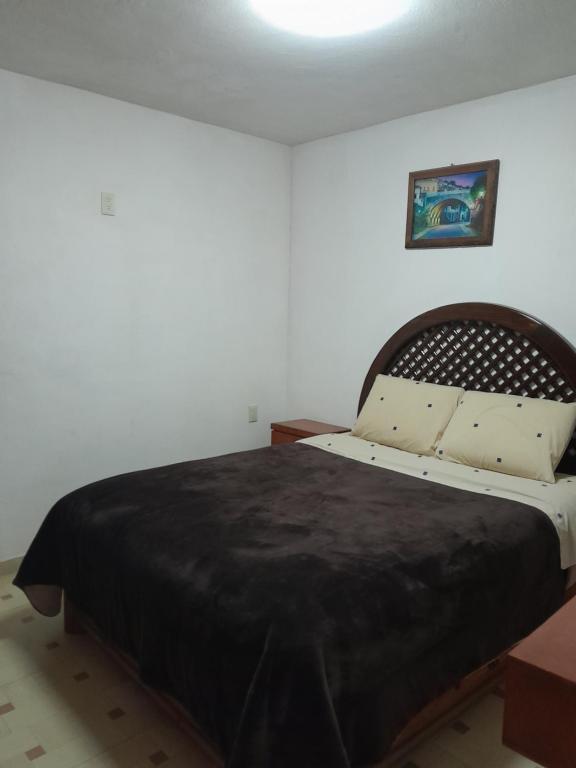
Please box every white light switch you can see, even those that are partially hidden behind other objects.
[248,405,258,423]
[101,192,116,216]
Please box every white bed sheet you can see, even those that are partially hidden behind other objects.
[301,432,576,570]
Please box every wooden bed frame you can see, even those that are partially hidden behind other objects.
[359,302,576,472]
[65,301,576,767]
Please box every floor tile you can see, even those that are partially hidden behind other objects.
[24,746,45,761]
[394,741,471,768]
[431,694,542,768]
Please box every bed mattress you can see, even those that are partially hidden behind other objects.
[303,433,576,569]
[14,441,566,768]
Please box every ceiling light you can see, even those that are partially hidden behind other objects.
[250,0,411,38]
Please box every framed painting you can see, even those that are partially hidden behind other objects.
[405,160,500,248]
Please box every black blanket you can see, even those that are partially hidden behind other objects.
[15,443,564,767]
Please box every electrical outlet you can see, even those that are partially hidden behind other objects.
[101,191,116,216]
[248,405,258,423]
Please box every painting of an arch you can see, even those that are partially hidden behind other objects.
[406,160,499,249]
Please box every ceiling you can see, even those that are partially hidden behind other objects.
[1,0,576,145]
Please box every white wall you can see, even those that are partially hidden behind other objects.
[4,69,576,562]
[289,76,576,427]
[0,69,291,560]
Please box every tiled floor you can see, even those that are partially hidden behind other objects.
[0,570,541,768]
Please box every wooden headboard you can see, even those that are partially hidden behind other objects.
[358,303,576,472]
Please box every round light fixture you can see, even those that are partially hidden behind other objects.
[250,0,411,38]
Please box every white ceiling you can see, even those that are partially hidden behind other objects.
[1,0,576,145]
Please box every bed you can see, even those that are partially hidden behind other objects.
[14,302,576,768]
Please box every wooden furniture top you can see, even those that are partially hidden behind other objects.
[508,596,576,682]
[270,419,349,439]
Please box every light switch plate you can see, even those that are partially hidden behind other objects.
[101,191,116,216]
[248,405,258,423]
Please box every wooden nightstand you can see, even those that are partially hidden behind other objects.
[503,596,576,768]
[270,419,349,446]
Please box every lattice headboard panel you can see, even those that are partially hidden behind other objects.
[358,304,576,473]
[386,321,575,402]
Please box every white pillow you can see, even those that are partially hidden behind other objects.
[436,390,576,483]
[352,375,464,456]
